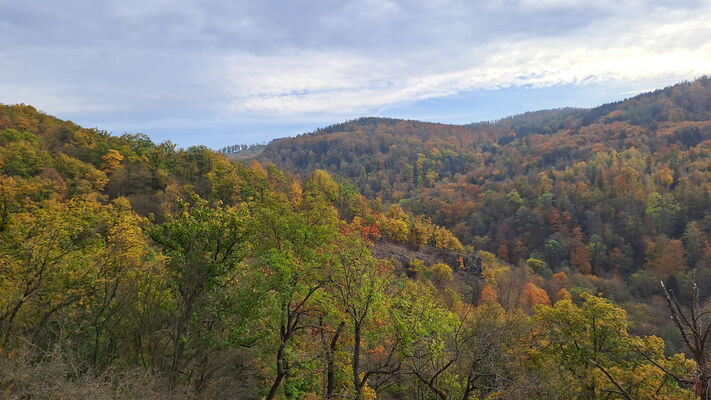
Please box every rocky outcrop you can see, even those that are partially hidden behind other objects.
[372,240,482,279]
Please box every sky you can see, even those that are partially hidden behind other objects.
[1,0,710,149]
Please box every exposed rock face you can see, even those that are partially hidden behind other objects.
[372,240,483,279]
[436,249,483,276]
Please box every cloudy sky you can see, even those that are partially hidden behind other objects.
[1,0,710,148]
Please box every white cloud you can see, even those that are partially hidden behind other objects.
[1,0,710,140]
[213,6,711,116]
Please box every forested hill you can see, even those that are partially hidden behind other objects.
[1,85,710,398]
[253,77,711,281]
[0,102,486,398]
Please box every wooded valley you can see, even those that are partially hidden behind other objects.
[1,77,711,399]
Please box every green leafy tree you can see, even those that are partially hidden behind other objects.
[251,187,338,400]
[406,303,531,400]
[148,196,252,391]
[328,231,395,399]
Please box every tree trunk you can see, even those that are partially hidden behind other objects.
[169,295,194,391]
[662,281,711,399]
[326,321,345,400]
[266,342,286,400]
[2,298,25,345]
[353,322,363,399]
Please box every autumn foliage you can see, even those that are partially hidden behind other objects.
[1,78,709,399]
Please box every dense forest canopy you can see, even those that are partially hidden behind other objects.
[0,77,710,399]
[253,76,711,304]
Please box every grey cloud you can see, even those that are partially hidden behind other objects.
[1,0,710,146]
[1,1,616,52]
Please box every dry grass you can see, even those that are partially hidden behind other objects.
[0,344,192,400]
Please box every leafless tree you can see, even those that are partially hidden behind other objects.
[661,280,711,399]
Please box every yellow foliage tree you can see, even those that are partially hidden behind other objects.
[432,226,464,252]
[431,263,453,284]
[101,149,124,172]
[288,181,303,205]
[409,216,432,249]
[525,258,547,273]
[534,294,696,399]
[378,215,410,242]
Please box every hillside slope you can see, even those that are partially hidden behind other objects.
[251,78,711,285]
[0,91,706,399]
[0,103,488,399]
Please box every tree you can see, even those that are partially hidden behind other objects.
[556,288,572,301]
[645,235,686,280]
[534,293,695,399]
[645,192,680,235]
[480,284,498,303]
[661,281,711,399]
[0,197,105,346]
[379,205,410,243]
[0,175,17,233]
[73,197,157,370]
[431,263,454,284]
[570,245,592,274]
[148,196,252,391]
[407,302,529,400]
[251,187,338,400]
[543,238,566,270]
[682,222,705,268]
[328,231,395,399]
[101,149,124,172]
[525,258,547,274]
[432,226,465,252]
[521,282,551,309]
[206,156,244,205]
[0,194,164,376]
